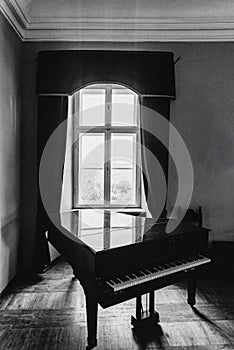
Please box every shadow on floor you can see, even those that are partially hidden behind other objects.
[132,323,166,349]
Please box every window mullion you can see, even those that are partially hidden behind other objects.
[73,92,80,207]
[136,129,141,207]
[106,85,111,126]
[104,87,111,207]
[104,130,111,206]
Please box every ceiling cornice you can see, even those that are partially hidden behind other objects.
[1,0,234,42]
[0,0,25,39]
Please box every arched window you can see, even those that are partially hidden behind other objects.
[73,84,140,208]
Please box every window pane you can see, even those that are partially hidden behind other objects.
[111,169,136,205]
[80,89,105,126]
[111,134,136,167]
[79,169,104,205]
[78,133,104,205]
[79,133,104,168]
[110,134,137,205]
[112,89,137,125]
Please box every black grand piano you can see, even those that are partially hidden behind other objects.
[47,209,210,349]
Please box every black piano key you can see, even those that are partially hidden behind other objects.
[112,278,120,284]
[170,262,177,267]
[159,265,165,270]
[108,280,116,286]
[125,275,132,281]
[116,278,123,283]
[177,260,185,265]
[149,269,155,274]
[119,276,129,282]
[164,264,171,268]
[152,267,160,272]
[182,259,189,263]
[134,271,144,278]
[176,260,183,265]
[168,263,175,267]
[139,270,147,276]
[134,272,142,277]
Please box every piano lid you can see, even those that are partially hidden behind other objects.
[50,209,205,252]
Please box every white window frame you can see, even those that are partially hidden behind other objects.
[73,84,141,209]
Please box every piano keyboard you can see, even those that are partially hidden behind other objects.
[106,255,211,292]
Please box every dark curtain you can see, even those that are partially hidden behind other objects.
[140,97,170,219]
[33,96,68,272]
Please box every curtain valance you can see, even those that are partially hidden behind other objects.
[36,50,175,97]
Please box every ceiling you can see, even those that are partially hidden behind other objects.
[1,0,234,42]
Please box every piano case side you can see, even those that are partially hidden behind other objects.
[48,225,96,282]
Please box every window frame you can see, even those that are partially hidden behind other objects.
[73,84,141,209]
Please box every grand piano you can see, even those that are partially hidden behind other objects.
[47,209,211,349]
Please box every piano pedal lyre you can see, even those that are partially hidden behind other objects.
[131,292,159,330]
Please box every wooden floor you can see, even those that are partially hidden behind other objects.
[0,259,234,350]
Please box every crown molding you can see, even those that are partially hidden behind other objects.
[22,17,234,42]
[1,0,234,42]
[0,0,24,39]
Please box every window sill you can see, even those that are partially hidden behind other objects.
[117,208,146,217]
[70,207,146,216]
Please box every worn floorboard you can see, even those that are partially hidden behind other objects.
[0,259,234,349]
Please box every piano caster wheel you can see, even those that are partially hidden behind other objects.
[86,339,97,349]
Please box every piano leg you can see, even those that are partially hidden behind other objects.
[81,281,98,350]
[149,291,155,315]
[136,295,142,319]
[187,278,196,306]
[85,292,98,349]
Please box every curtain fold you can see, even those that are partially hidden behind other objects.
[33,96,68,272]
[140,97,170,219]
[60,92,79,212]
